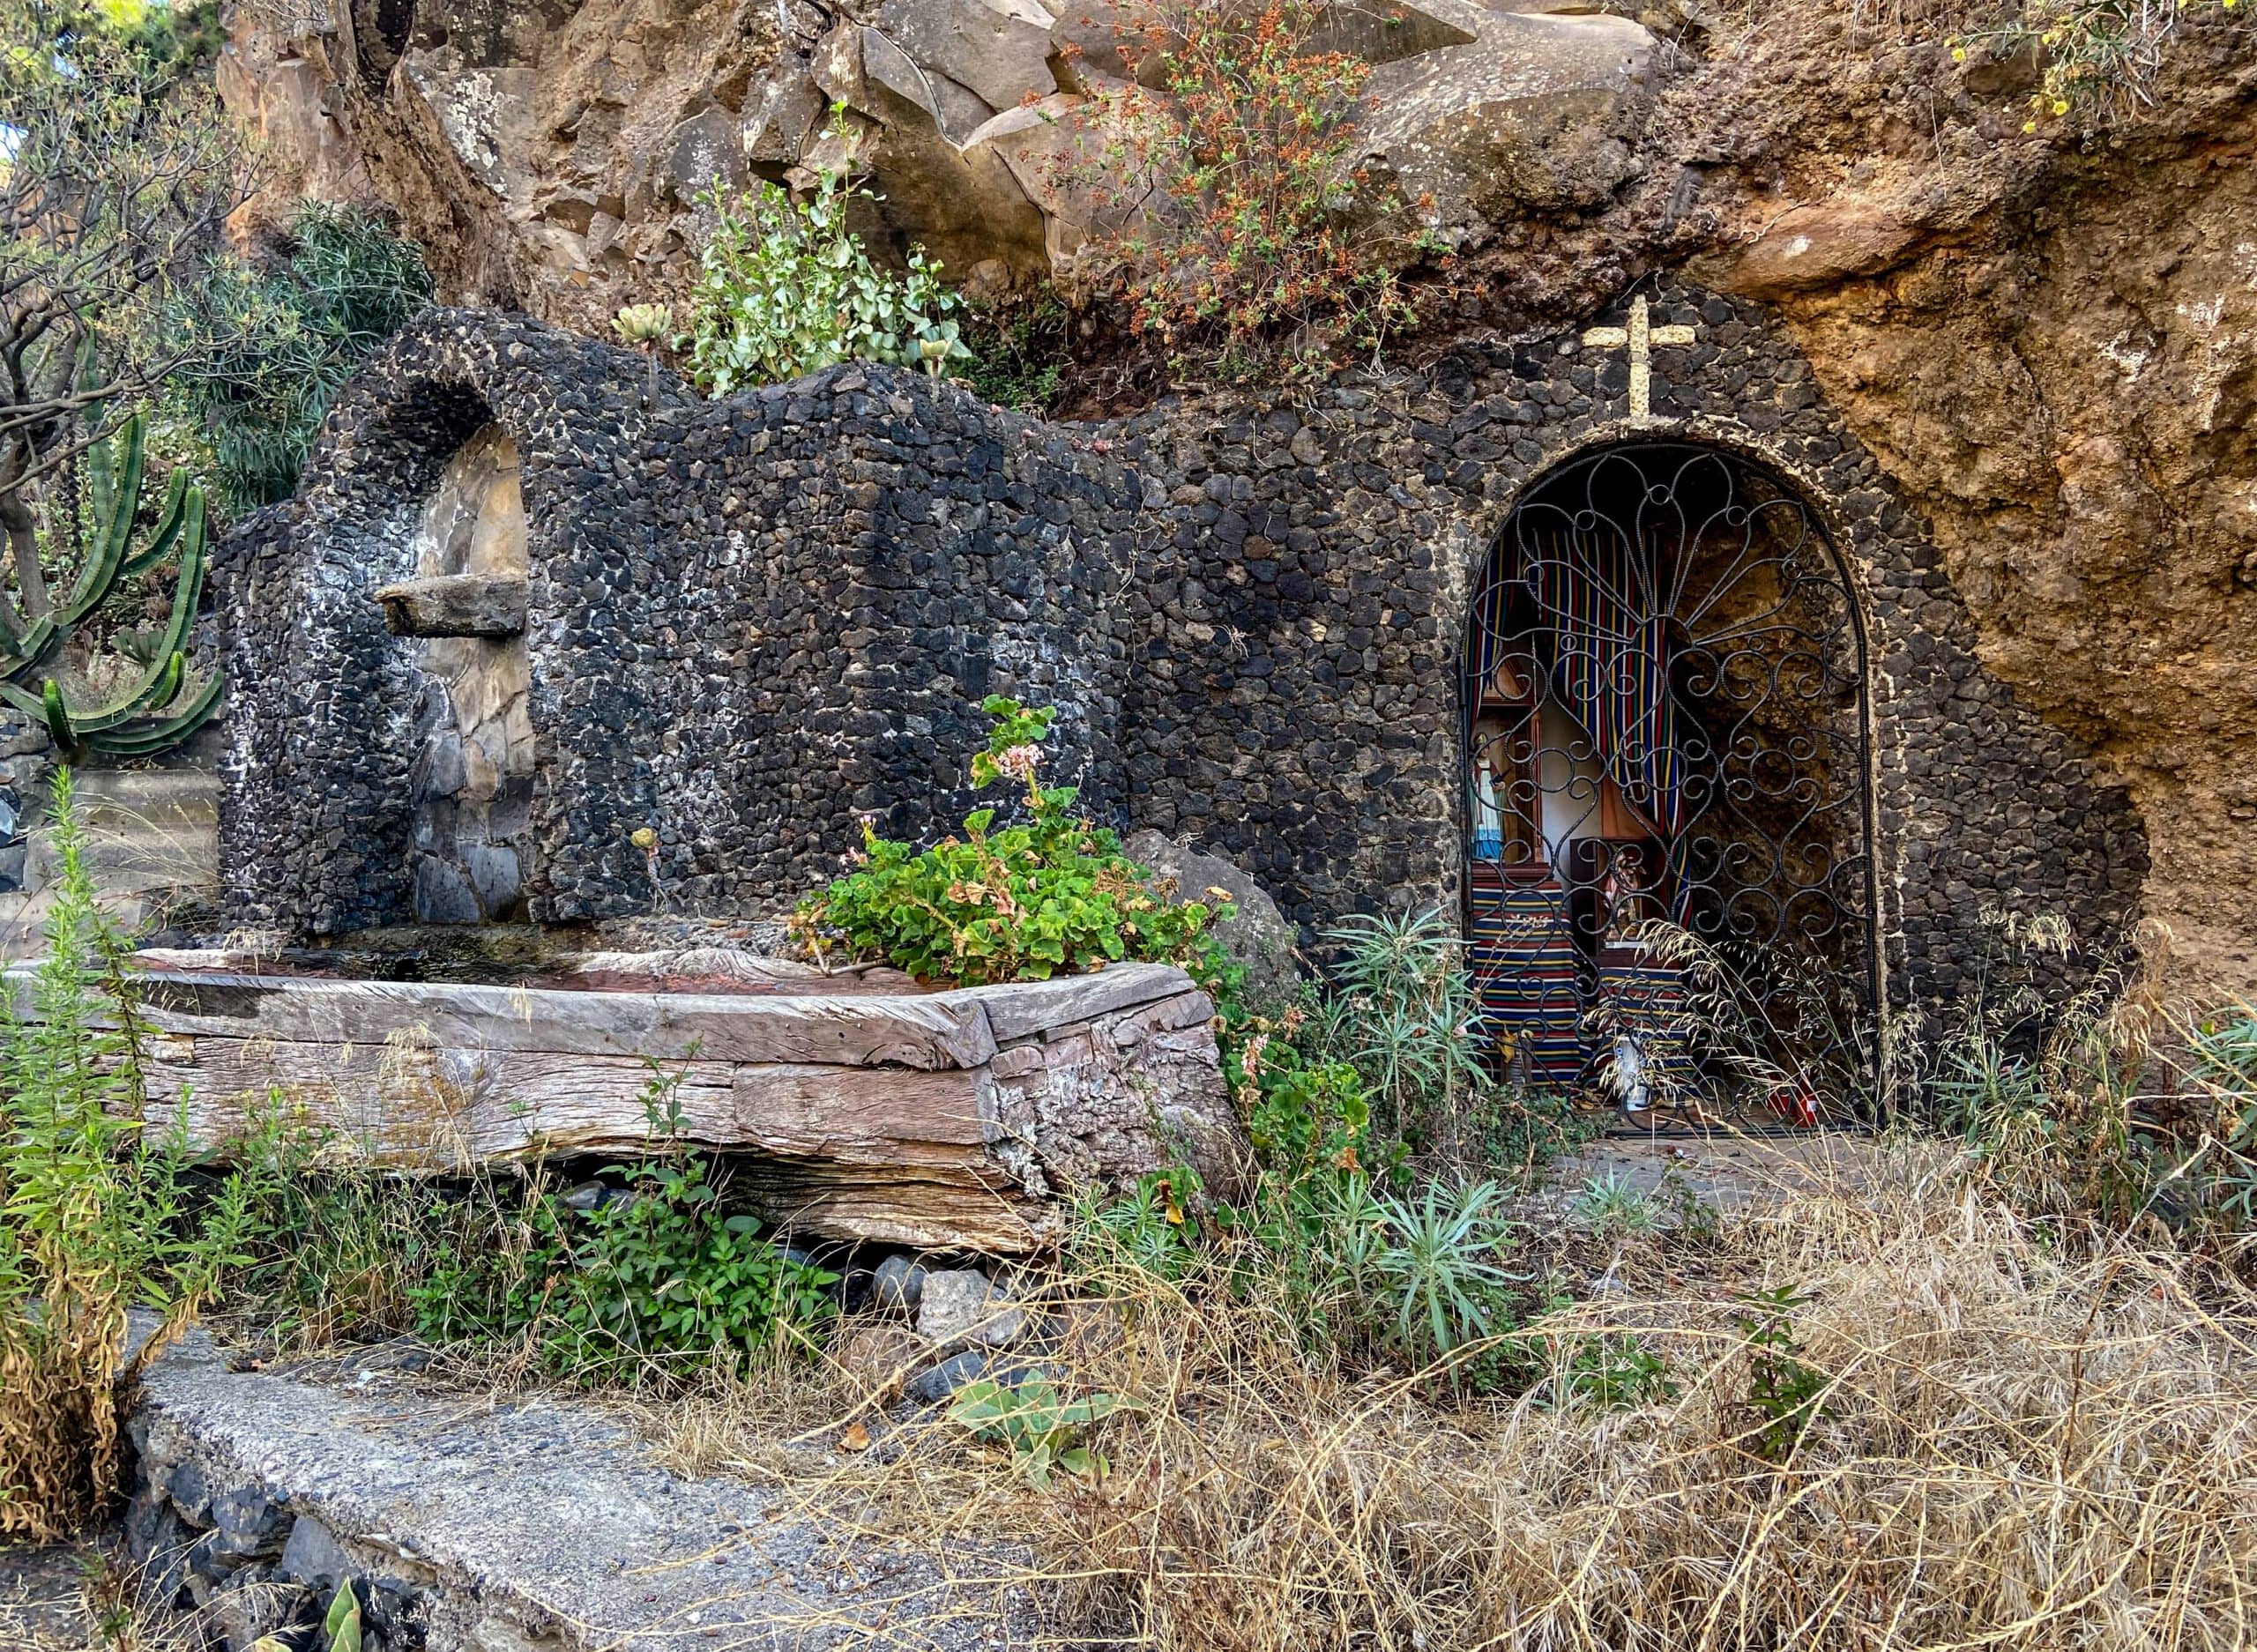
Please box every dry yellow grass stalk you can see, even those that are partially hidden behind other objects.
[697,1142,2257,1650]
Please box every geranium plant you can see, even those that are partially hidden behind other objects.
[793,697,1227,986]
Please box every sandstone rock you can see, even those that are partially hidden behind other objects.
[876,0,1058,114]
[835,1322,935,1396]
[915,1269,1027,1349]
[210,0,1657,306]
[1124,829,1303,1016]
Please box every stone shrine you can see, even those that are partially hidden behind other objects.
[214,286,2147,1071]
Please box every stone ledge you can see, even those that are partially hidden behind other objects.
[124,1325,1036,1651]
[373,573,529,637]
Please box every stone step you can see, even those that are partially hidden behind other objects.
[125,1325,1034,1651]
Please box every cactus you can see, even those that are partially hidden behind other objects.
[0,410,223,761]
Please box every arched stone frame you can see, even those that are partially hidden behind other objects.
[1454,428,1888,1090]
[217,316,677,938]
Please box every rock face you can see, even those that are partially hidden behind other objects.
[218,0,792,332]
[213,0,1658,316]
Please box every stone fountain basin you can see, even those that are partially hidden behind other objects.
[7,955,1245,1255]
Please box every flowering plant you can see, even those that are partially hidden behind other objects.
[793,697,1229,986]
[1064,0,1448,376]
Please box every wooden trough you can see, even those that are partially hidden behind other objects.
[8,956,1247,1255]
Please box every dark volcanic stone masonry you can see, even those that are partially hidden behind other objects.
[214,289,2148,1023]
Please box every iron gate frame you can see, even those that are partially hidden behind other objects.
[1458,438,1884,1100]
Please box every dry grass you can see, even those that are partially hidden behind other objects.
[680,1141,2257,1650]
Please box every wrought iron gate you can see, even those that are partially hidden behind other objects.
[1460,443,1877,1101]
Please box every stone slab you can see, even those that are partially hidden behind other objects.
[125,1326,1037,1651]
[373,572,529,636]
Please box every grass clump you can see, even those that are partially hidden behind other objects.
[0,771,260,1538]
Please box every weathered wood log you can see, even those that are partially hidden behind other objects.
[373,572,529,637]
[11,957,1245,1254]
[50,971,1002,1068]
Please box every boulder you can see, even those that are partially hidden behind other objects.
[963,84,1151,269]
[1355,0,1656,240]
[1124,830,1303,1017]
[876,0,1058,114]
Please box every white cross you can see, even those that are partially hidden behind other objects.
[1582,295,1696,427]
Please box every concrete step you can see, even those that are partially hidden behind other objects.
[124,1327,1034,1651]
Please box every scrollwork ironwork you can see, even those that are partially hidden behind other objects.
[1462,443,1877,1102]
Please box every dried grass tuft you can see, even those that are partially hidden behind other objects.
[735,1142,2257,1650]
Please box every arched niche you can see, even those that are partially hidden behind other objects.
[391,425,537,923]
[1460,441,1880,1107]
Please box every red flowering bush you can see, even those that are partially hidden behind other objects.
[1069,0,1446,376]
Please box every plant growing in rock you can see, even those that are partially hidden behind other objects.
[1069,0,1446,376]
[1955,0,2250,125]
[613,302,674,406]
[680,114,971,393]
[793,696,1227,986]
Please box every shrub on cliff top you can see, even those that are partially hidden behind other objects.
[1069,0,1448,378]
[792,697,1226,986]
[681,117,972,394]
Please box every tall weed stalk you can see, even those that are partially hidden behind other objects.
[0,770,254,1537]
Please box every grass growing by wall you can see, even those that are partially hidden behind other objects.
[0,772,262,1539]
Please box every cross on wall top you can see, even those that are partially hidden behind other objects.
[1582,295,1696,428]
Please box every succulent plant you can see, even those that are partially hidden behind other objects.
[0,411,223,761]
[614,303,674,406]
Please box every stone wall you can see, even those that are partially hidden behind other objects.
[216,294,2147,1023]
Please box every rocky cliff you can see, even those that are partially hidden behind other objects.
[213,0,2257,990]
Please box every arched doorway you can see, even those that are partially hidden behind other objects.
[1461,443,1878,1114]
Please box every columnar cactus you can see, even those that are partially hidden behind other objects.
[0,412,223,760]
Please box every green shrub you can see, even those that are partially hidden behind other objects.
[793,696,1225,986]
[1734,1286,1830,1462]
[960,286,1069,413]
[680,120,970,394]
[1551,1333,1677,1413]
[401,1078,838,1384]
[171,202,432,510]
